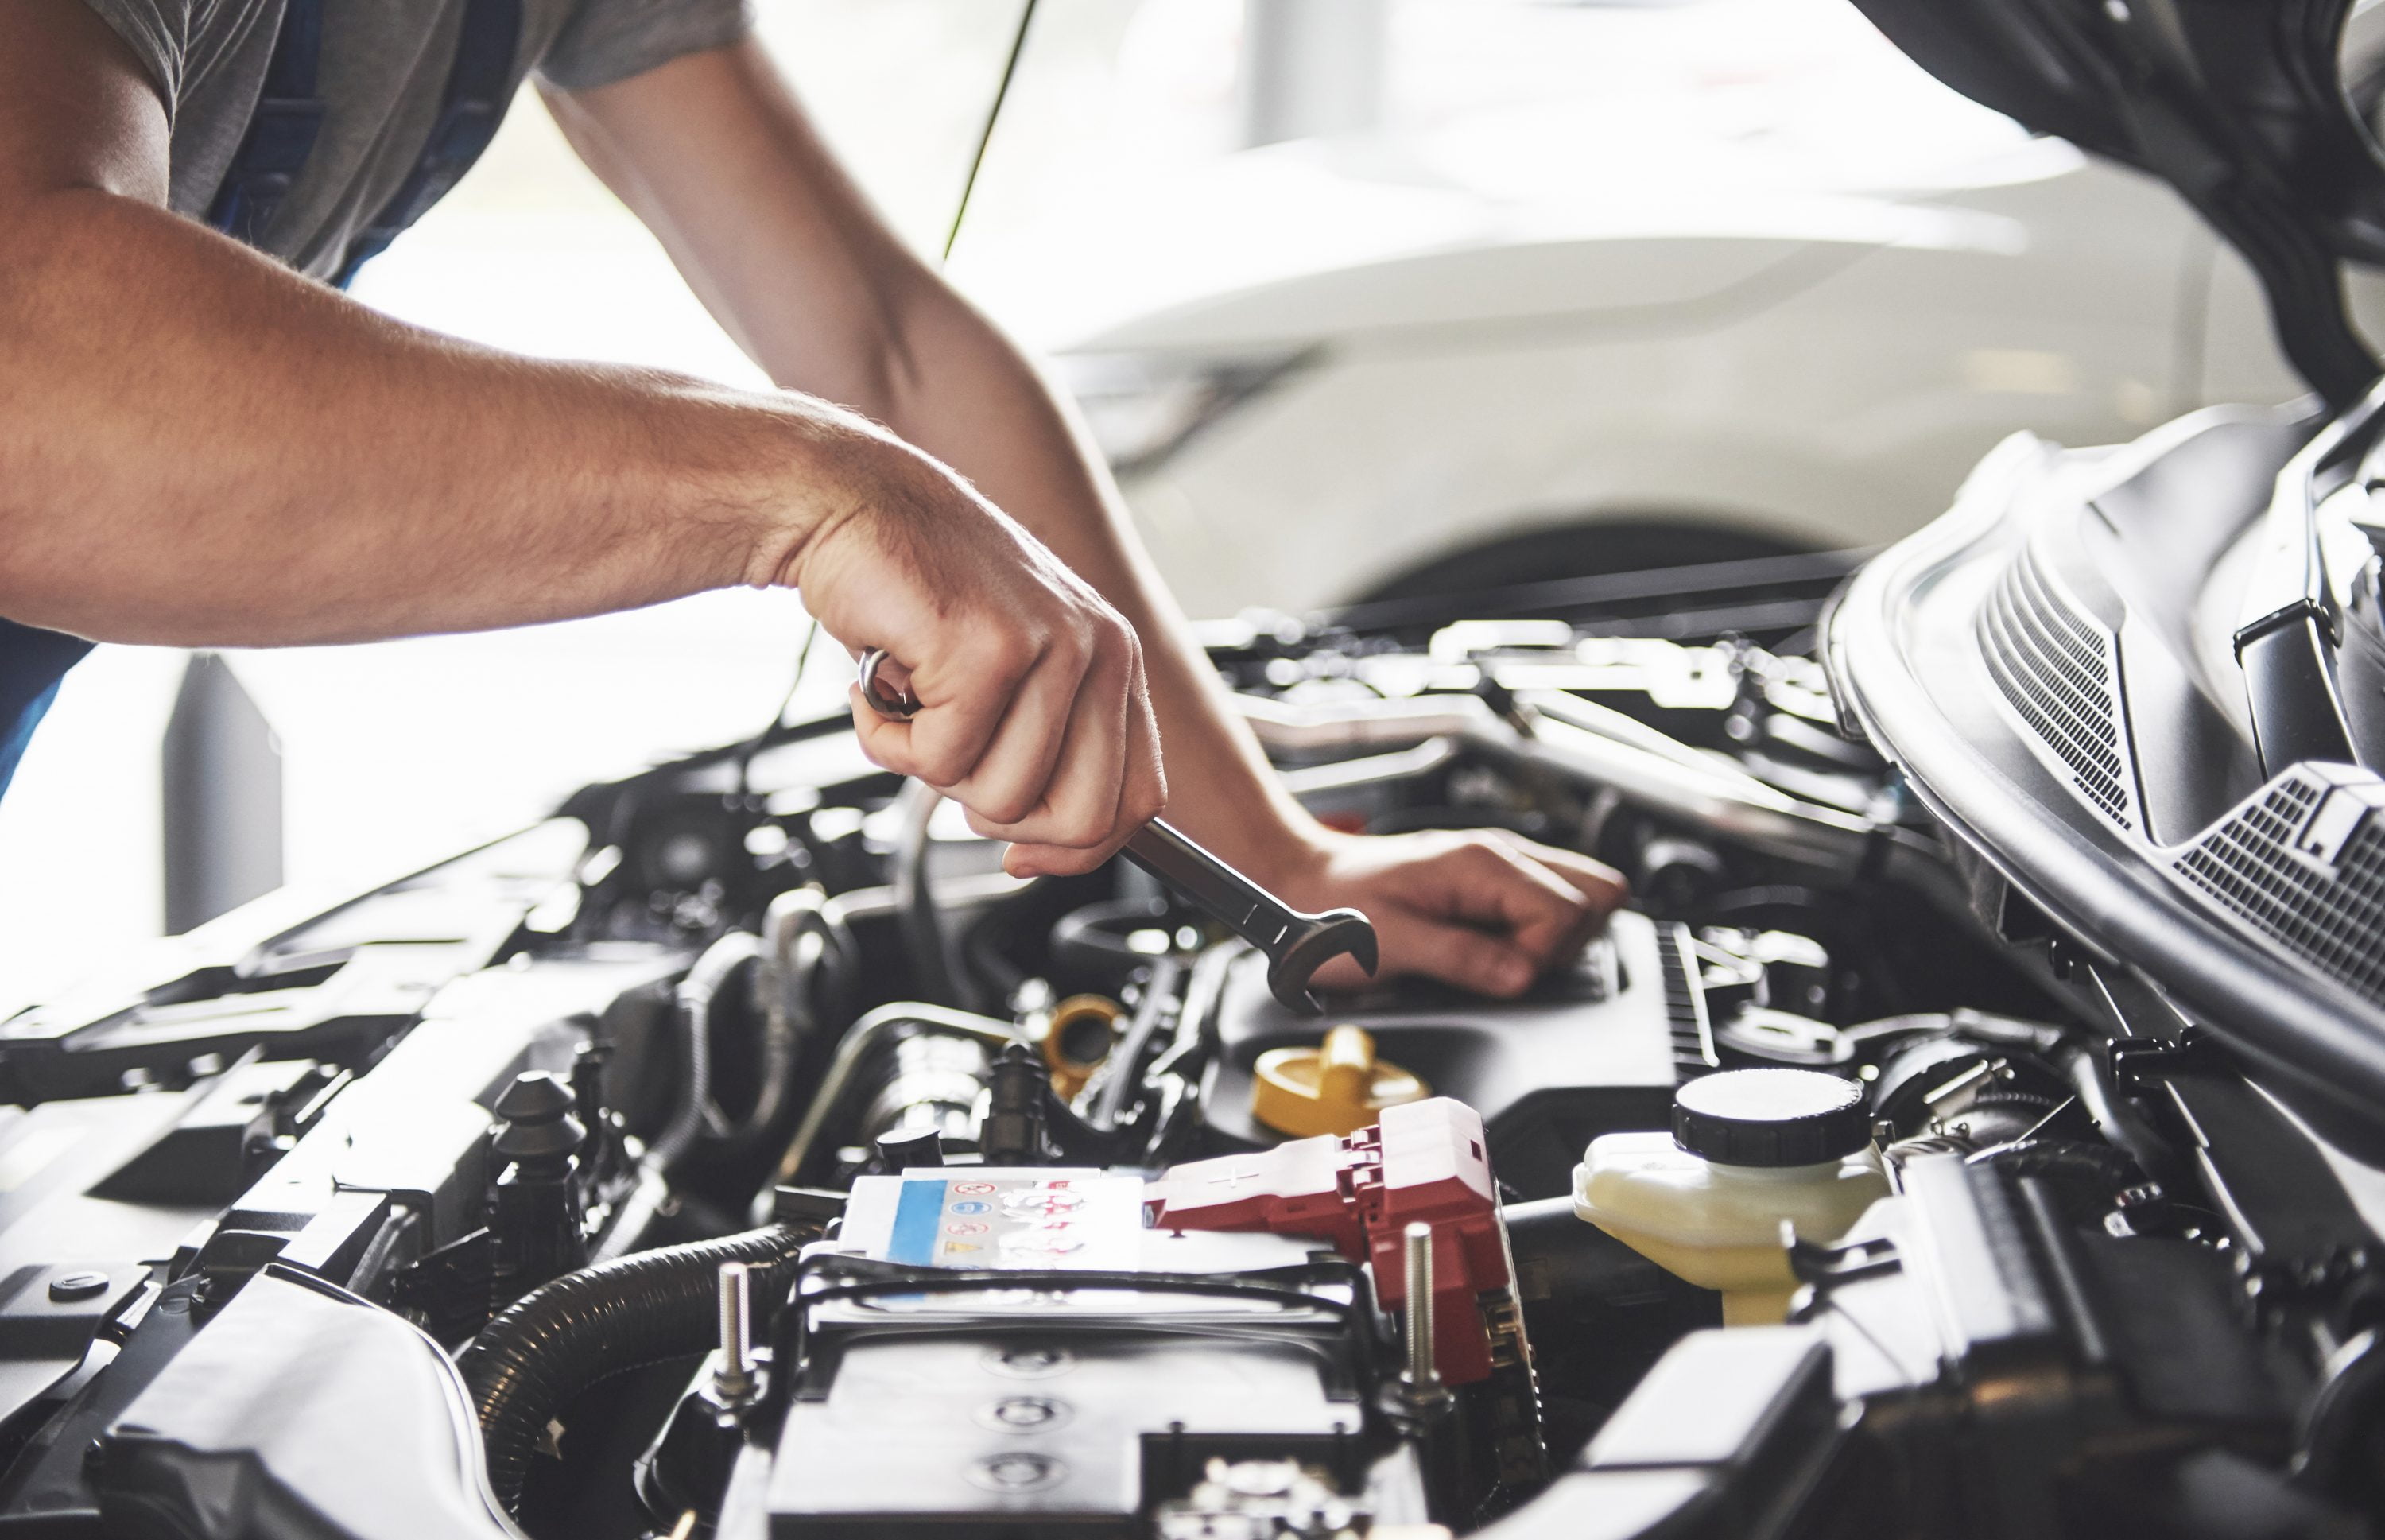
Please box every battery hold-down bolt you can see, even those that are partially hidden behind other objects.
[1400,1222,1451,1410]
[714,1261,756,1402]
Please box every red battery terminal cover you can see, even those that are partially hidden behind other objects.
[1143,1096,1507,1383]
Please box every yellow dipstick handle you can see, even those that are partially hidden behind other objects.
[1317,1024,1376,1107]
[1251,1024,1429,1138]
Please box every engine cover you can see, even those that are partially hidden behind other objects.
[1203,910,1700,1195]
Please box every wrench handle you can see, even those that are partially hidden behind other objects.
[1122,820,1301,952]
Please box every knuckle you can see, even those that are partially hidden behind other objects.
[981,786,1039,827]
[981,628,1037,680]
[1053,805,1112,849]
[1448,947,1502,989]
[1053,617,1097,665]
[913,741,975,787]
[1070,607,1120,660]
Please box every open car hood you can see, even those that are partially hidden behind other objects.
[1852,0,2385,405]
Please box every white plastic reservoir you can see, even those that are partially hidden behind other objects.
[1572,1068,1891,1325]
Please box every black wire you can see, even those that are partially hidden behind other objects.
[942,0,1039,265]
[738,4,1034,798]
[738,615,824,799]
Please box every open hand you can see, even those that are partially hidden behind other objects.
[1265,827,1627,998]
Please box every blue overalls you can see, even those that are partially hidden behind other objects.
[0,0,522,796]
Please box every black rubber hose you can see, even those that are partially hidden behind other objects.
[1968,1138,2142,1220]
[458,1225,808,1514]
[893,781,968,1011]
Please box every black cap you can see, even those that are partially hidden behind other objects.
[1672,1069,1869,1167]
[875,1127,946,1170]
[491,1071,585,1162]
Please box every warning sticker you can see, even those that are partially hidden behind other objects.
[847,1169,1145,1271]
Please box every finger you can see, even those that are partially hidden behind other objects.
[1119,646,1168,825]
[1374,914,1539,998]
[967,627,1127,848]
[1483,837,1628,959]
[1489,832,1630,909]
[1437,838,1596,962]
[1002,645,1165,876]
[934,626,1092,828]
[992,629,1130,848]
[847,683,920,776]
[897,627,1037,789]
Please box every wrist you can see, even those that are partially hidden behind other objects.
[732,397,914,592]
[1218,797,1340,895]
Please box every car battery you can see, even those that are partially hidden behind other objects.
[764,1169,1398,1538]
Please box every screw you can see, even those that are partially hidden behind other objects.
[991,1397,1059,1427]
[714,1261,754,1400]
[972,1453,1061,1491]
[1401,1221,1447,1407]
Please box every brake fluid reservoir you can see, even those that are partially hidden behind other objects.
[1572,1068,1888,1325]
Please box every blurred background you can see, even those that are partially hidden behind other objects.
[0,0,2317,1006]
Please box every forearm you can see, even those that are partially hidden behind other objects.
[0,188,875,646]
[545,41,1621,983]
[549,41,1311,870]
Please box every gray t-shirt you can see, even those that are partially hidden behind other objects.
[80,0,748,278]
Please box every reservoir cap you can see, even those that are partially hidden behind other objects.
[1672,1068,1868,1167]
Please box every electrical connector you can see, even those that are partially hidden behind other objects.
[1146,1097,1507,1383]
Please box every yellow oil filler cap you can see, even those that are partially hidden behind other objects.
[1252,1025,1428,1138]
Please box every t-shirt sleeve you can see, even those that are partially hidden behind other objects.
[76,0,192,113]
[536,0,751,92]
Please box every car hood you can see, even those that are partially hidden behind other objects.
[1852,0,2385,405]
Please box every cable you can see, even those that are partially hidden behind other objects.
[459,1224,812,1514]
[893,780,970,1011]
[738,614,823,799]
[651,930,766,1170]
[942,0,1039,265]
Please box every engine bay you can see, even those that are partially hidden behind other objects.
[0,547,2378,1540]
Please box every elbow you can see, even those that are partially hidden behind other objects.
[755,259,943,433]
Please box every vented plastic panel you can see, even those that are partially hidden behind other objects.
[1977,546,2135,828]
[1661,921,1717,1081]
[2174,768,2385,1006]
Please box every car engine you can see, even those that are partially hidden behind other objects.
[0,543,2375,1540]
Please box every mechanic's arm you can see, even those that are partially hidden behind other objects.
[547,40,1627,995]
[0,0,1159,874]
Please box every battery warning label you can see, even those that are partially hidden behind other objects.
[859,1170,1144,1270]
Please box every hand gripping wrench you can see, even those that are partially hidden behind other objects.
[855,648,1378,1013]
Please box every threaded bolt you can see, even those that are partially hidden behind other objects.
[1401,1222,1445,1405]
[715,1260,754,1399]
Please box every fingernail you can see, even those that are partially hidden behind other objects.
[1499,960,1532,994]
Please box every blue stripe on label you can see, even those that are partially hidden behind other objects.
[887,1177,949,1265]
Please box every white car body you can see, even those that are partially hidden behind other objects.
[992,6,2375,619]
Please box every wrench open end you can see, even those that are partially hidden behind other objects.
[1116,822,1379,1017]
[1266,906,1379,1016]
